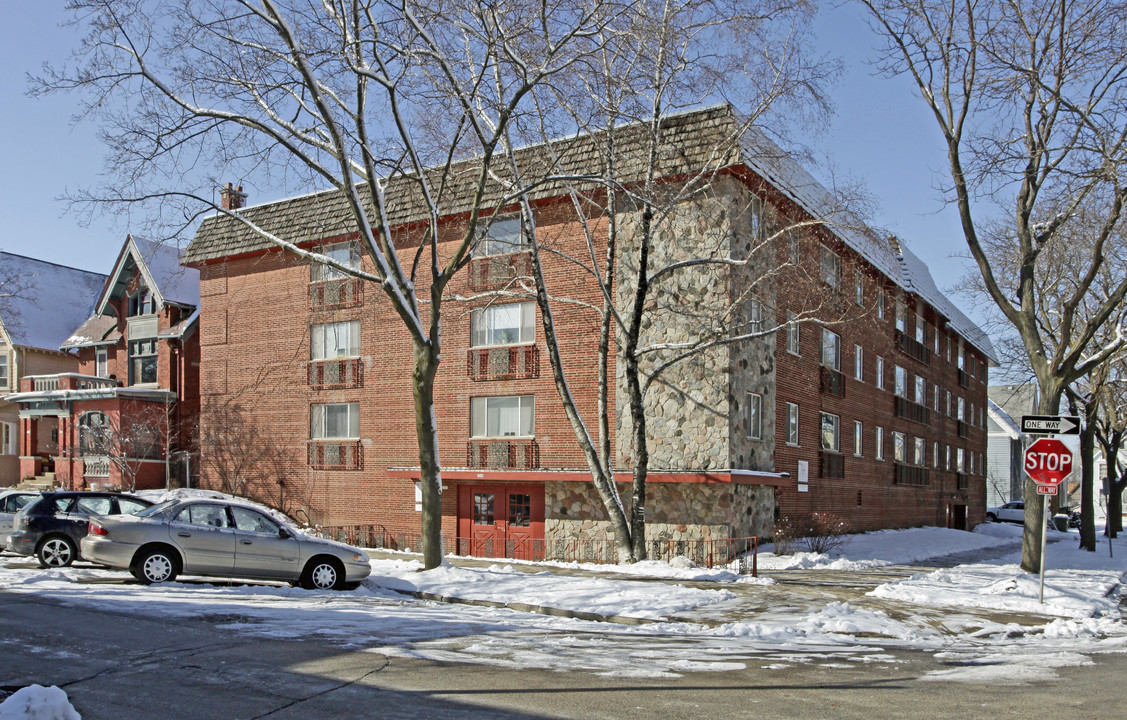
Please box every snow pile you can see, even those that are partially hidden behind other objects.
[368,558,735,620]
[758,525,1014,570]
[0,686,80,720]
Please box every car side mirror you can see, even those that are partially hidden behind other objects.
[278,527,291,539]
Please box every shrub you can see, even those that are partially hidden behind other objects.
[802,512,851,555]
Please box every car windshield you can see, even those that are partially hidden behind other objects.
[136,500,177,518]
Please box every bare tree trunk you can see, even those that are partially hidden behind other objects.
[624,205,653,562]
[1021,385,1064,572]
[412,340,443,570]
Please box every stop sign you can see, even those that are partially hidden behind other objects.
[1024,438,1074,486]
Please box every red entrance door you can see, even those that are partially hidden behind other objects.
[457,485,545,561]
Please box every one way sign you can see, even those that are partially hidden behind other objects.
[1021,415,1081,435]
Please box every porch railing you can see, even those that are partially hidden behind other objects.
[466,438,540,469]
[308,440,363,470]
[83,456,111,478]
[308,358,364,389]
[467,345,539,381]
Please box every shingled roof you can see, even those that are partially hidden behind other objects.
[183,104,995,361]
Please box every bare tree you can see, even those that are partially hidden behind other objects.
[38,0,611,568]
[467,1,856,561]
[79,401,168,492]
[860,0,1127,572]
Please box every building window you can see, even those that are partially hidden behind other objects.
[820,412,840,452]
[855,274,864,306]
[946,390,952,416]
[470,395,535,438]
[854,421,863,456]
[933,384,939,411]
[749,297,765,333]
[854,345,864,381]
[750,196,765,241]
[946,444,952,471]
[786,403,799,446]
[746,393,763,440]
[471,302,535,347]
[128,288,155,317]
[895,301,908,333]
[79,411,111,456]
[894,365,907,397]
[913,437,926,466]
[819,245,840,287]
[311,403,360,439]
[877,291,887,320]
[787,229,800,264]
[875,426,885,461]
[786,312,800,355]
[311,241,361,281]
[0,354,7,389]
[914,375,926,405]
[875,356,884,389]
[892,431,906,463]
[915,313,926,344]
[95,349,108,378]
[957,396,966,421]
[128,339,158,385]
[934,326,941,354]
[957,447,966,472]
[478,215,526,256]
[820,328,841,371]
[933,441,940,468]
[311,320,361,359]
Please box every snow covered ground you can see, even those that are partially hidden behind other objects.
[1,522,1124,694]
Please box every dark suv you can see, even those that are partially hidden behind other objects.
[5,492,154,568]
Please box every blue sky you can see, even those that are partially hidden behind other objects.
[0,3,978,322]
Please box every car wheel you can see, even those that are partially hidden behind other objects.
[986,513,997,522]
[37,536,77,568]
[301,558,345,590]
[133,548,180,584]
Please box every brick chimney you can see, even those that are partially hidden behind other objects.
[220,182,247,210]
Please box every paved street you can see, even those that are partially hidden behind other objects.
[2,575,1123,720]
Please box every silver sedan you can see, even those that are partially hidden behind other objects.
[80,498,371,590]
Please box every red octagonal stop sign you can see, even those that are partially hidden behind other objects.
[1024,438,1074,486]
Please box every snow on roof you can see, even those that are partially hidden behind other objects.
[0,252,107,351]
[131,236,200,307]
[896,246,998,363]
[987,399,1023,440]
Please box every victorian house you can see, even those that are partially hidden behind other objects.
[0,252,107,485]
[8,236,200,490]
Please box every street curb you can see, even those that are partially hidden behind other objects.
[388,587,657,626]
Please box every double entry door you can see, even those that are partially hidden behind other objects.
[457,484,544,561]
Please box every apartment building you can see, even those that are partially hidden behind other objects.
[182,105,994,557]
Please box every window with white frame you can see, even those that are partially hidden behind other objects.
[933,441,940,468]
[915,313,926,344]
[786,312,800,355]
[470,395,535,437]
[877,291,886,320]
[819,245,840,287]
[894,365,907,397]
[970,450,976,474]
[746,393,763,440]
[820,412,840,452]
[934,326,941,354]
[749,297,764,333]
[946,390,952,416]
[895,301,908,332]
[786,403,799,446]
[311,403,360,439]
[957,447,966,472]
[311,320,361,360]
[957,396,966,421]
[855,274,864,306]
[311,241,361,281]
[820,328,841,371]
[0,421,14,455]
[914,375,926,405]
[854,421,863,456]
[0,353,8,389]
[478,215,526,256]
[892,431,906,463]
[875,426,885,460]
[95,349,108,378]
[946,444,952,470]
[957,341,965,369]
[470,303,535,347]
[913,437,925,466]
[933,384,940,411]
[946,333,953,362]
[876,356,884,389]
[854,345,864,381]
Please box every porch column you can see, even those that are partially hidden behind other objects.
[21,417,36,457]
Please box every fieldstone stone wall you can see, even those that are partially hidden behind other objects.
[614,181,738,471]
[544,480,775,546]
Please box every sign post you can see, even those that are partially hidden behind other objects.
[1023,436,1074,603]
